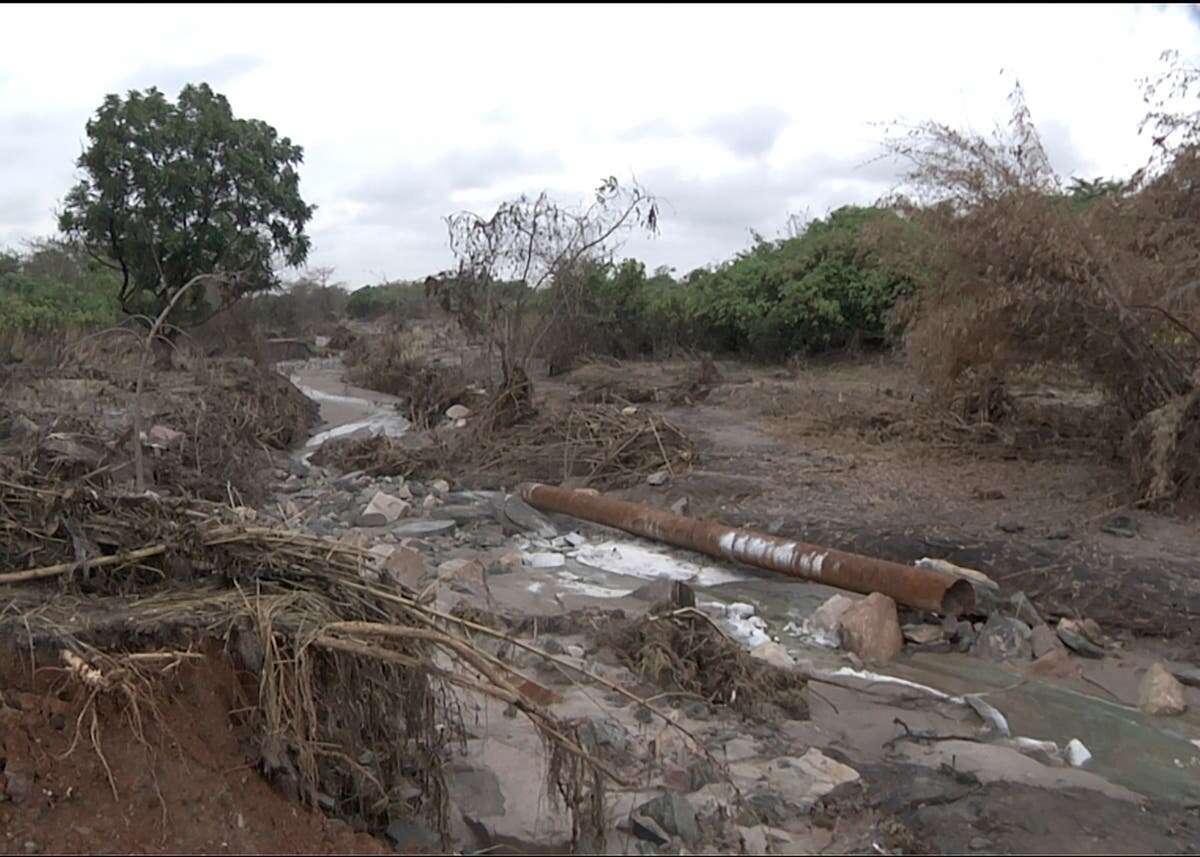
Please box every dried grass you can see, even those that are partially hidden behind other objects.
[598,609,809,721]
[311,401,695,490]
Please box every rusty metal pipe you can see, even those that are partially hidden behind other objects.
[518,482,974,616]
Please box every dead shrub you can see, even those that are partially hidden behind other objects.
[598,611,809,721]
[312,401,694,490]
[343,333,467,429]
[873,75,1200,503]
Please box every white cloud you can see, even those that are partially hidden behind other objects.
[3,3,1200,283]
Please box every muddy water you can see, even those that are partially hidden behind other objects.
[282,358,410,460]
[287,356,1200,806]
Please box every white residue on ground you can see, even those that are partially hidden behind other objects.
[573,540,748,588]
[554,571,632,599]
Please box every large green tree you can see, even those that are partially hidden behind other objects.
[58,83,315,326]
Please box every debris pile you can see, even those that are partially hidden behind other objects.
[312,403,695,490]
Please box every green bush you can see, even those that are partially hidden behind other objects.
[345,281,430,320]
[0,244,121,331]
[682,206,916,357]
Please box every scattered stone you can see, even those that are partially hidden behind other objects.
[363,490,410,523]
[621,405,639,416]
[1009,591,1043,627]
[1101,513,1138,538]
[839,593,903,665]
[1027,648,1081,679]
[354,511,388,527]
[500,495,557,538]
[647,470,670,486]
[1066,738,1092,767]
[670,497,690,516]
[1056,619,1105,659]
[563,531,586,547]
[1045,529,1071,540]
[422,494,440,511]
[1079,617,1106,647]
[454,418,467,428]
[726,602,756,620]
[1140,661,1187,716]
[565,643,585,658]
[446,404,471,420]
[630,579,696,608]
[635,793,700,845]
[964,694,1011,737]
[392,519,457,537]
[1030,623,1066,658]
[436,504,493,523]
[438,558,485,586]
[902,624,943,645]
[430,478,451,495]
[996,520,1025,534]
[487,551,522,575]
[969,836,992,851]
[522,552,565,569]
[681,700,709,720]
[749,641,795,669]
[972,613,1033,662]
[629,814,670,846]
[1168,664,1200,688]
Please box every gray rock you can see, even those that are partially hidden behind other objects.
[630,814,670,846]
[354,512,388,527]
[9,415,40,437]
[391,519,457,537]
[1101,513,1138,538]
[1009,591,1043,627]
[647,470,670,486]
[635,793,699,845]
[437,504,495,523]
[630,579,696,609]
[1045,529,1071,540]
[687,758,721,791]
[972,613,1033,662]
[670,497,690,516]
[500,495,557,538]
[384,818,440,851]
[1168,664,1200,688]
[283,457,310,478]
[579,717,630,754]
[1056,619,1106,659]
[682,700,710,720]
[996,520,1025,534]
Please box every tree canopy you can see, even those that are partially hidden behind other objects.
[58,82,315,326]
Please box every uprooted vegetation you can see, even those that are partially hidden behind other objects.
[1,345,319,506]
[0,437,656,846]
[342,327,471,428]
[311,398,695,490]
[599,610,810,721]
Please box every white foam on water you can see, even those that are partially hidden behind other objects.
[573,540,747,587]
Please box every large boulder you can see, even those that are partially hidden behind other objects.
[839,593,903,665]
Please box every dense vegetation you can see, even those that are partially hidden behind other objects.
[58,83,314,327]
[0,242,120,331]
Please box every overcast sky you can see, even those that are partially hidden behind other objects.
[4,3,1200,287]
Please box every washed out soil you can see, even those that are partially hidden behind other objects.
[0,644,390,855]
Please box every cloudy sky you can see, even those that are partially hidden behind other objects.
[4,3,1200,286]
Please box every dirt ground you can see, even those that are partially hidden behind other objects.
[7,326,1200,856]
[0,645,391,855]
